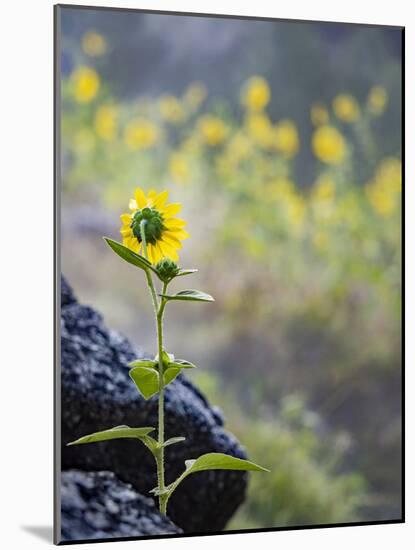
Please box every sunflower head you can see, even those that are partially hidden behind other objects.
[130,207,164,244]
[120,187,189,264]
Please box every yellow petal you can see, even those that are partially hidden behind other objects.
[125,237,140,253]
[153,190,169,209]
[122,236,132,248]
[134,187,147,208]
[162,232,183,248]
[146,244,154,264]
[120,213,131,224]
[147,189,157,206]
[153,244,164,264]
[159,240,178,261]
[165,228,189,240]
[129,198,138,211]
[158,239,174,256]
[120,227,132,237]
[166,248,179,261]
[164,217,187,229]
[162,203,182,217]
[154,242,165,262]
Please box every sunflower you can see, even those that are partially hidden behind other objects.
[120,188,189,264]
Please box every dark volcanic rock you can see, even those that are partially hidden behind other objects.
[61,470,181,542]
[61,275,248,533]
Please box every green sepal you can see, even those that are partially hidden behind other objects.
[66,425,154,446]
[103,237,156,273]
[159,289,214,303]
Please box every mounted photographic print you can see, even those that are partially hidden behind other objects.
[54,4,404,545]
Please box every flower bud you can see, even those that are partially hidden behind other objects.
[155,258,180,282]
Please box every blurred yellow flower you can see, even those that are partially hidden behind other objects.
[311,175,336,224]
[367,86,388,116]
[169,153,190,185]
[73,128,95,153]
[71,66,100,103]
[183,82,207,110]
[197,115,228,146]
[376,157,401,193]
[120,187,189,263]
[94,104,118,140]
[312,125,346,165]
[366,186,395,216]
[124,118,159,150]
[312,174,336,202]
[274,119,300,158]
[310,103,329,126]
[241,76,271,112]
[366,157,401,216]
[333,94,360,123]
[82,31,107,57]
[159,95,185,124]
[245,113,273,148]
[226,132,251,163]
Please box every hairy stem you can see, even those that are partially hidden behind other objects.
[156,283,168,515]
[139,220,168,514]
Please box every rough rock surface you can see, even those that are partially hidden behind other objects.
[61,470,181,542]
[61,275,248,533]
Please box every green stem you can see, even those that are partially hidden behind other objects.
[156,283,168,515]
[139,220,168,515]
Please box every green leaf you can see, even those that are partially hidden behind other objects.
[103,237,155,272]
[129,366,159,399]
[164,367,181,385]
[162,452,269,503]
[183,453,270,474]
[67,425,154,446]
[159,289,214,303]
[176,269,198,277]
[163,436,186,448]
[168,359,196,369]
[128,359,157,369]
